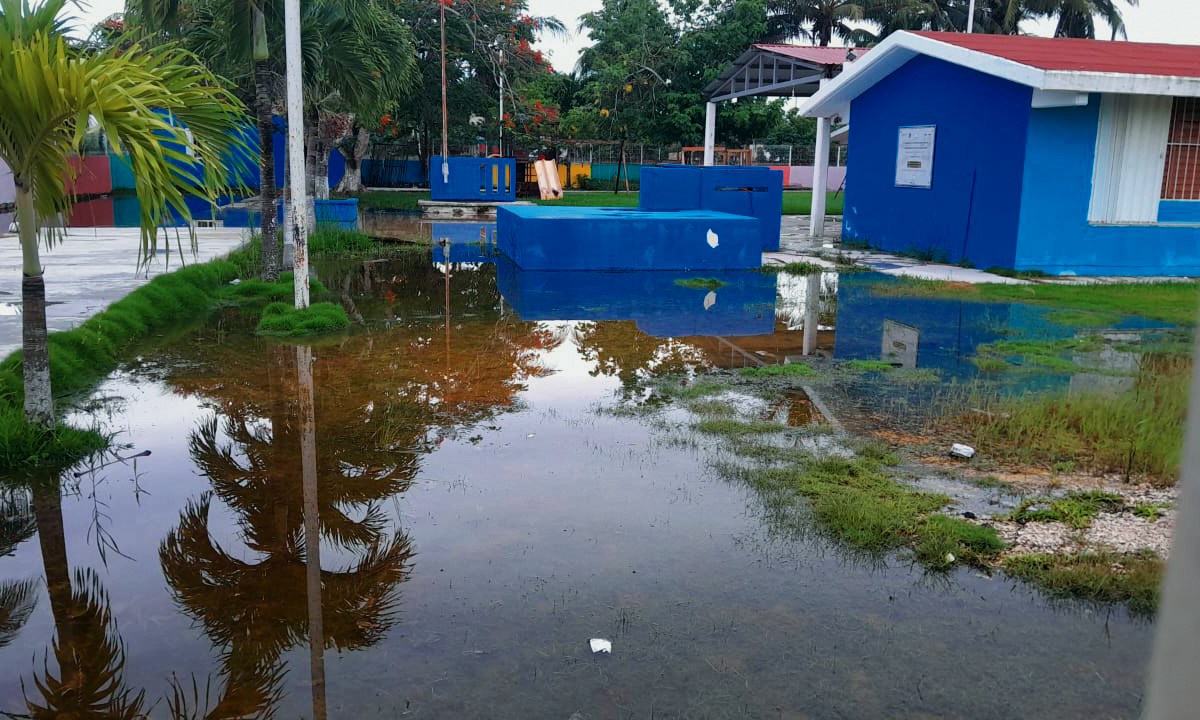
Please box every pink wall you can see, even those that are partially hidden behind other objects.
[785,166,847,191]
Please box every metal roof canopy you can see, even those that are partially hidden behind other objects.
[703,44,865,102]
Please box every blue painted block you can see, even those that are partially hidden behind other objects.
[430,156,517,202]
[314,198,358,229]
[496,206,762,271]
[496,256,776,337]
[639,166,704,211]
[221,201,284,228]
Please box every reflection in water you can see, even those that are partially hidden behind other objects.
[297,345,327,720]
[0,491,37,650]
[23,482,146,718]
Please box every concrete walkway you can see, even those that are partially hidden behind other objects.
[1,227,249,357]
[769,216,1029,285]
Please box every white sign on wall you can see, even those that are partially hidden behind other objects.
[895,125,936,188]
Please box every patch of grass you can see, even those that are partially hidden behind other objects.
[953,366,1188,482]
[693,419,787,437]
[971,336,1107,373]
[915,515,1007,569]
[983,267,1049,279]
[0,407,107,475]
[673,277,728,290]
[1044,309,1123,328]
[219,272,330,307]
[780,191,844,216]
[307,227,377,255]
[1132,502,1169,521]
[890,368,942,384]
[1007,490,1124,529]
[656,380,724,400]
[349,191,425,212]
[971,356,1010,373]
[759,261,825,276]
[740,363,818,378]
[687,399,737,416]
[1003,552,1162,617]
[843,360,896,372]
[255,302,350,337]
[880,277,1200,326]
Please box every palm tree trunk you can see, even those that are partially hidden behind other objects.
[31,482,73,664]
[15,184,53,426]
[335,127,370,194]
[256,60,281,282]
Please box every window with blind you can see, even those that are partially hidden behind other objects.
[1162,97,1200,200]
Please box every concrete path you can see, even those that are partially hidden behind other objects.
[0,227,249,358]
[769,216,1029,285]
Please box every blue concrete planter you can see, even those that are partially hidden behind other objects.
[314,198,359,229]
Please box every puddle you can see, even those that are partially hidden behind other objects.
[0,246,1167,718]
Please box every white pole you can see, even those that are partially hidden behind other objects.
[810,115,831,239]
[967,0,976,33]
[1143,328,1200,718]
[498,49,504,156]
[284,0,309,308]
[703,101,717,166]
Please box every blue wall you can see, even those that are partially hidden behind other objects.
[1016,95,1200,276]
[843,56,1033,269]
[1157,200,1200,225]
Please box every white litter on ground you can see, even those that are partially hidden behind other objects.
[589,638,612,654]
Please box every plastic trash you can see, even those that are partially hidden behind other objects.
[706,228,719,249]
[950,443,976,459]
[589,638,612,654]
[703,291,717,310]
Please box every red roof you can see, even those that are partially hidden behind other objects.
[753,43,868,66]
[913,31,1200,79]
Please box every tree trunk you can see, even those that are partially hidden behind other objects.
[31,482,74,666]
[256,60,281,282]
[335,127,371,194]
[16,185,53,427]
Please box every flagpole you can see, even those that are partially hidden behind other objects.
[440,0,450,184]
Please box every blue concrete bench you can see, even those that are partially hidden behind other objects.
[640,165,783,250]
[496,205,761,271]
[496,256,776,337]
[430,156,516,202]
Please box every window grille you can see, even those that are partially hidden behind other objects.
[1162,97,1200,200]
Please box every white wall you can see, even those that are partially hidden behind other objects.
[0,158,14,207]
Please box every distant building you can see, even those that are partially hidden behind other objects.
[803,31,1200,276]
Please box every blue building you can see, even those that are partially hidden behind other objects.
[803,31,1200,276]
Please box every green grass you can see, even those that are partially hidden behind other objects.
[843,360,896,372]
[693,419,788,437]
[1007,490,1125,529]
[348,190,425,212]
[877,277,1200,326]
[915,515,1008,569]
[1044,310,1123,328]
[686,399,737,416]
[1132,502,1170,521]
[0,407,108,476]
[1003,552,1162,617]
[781,191,844,216]
[759,261,826,276]
[255,302,350,337]
[656,380,724,400]
[673,277,728,290]
[954,367,1188,482]
[740,363,818,378]
[970,336,1107,373]
[307,227,377,254]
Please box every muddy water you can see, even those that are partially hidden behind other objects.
[0,251,1155,718]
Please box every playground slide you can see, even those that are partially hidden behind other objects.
[535,159,563,200]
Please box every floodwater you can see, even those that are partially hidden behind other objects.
[0,228,1162,718]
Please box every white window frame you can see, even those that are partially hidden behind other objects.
[1089,94,1173,225]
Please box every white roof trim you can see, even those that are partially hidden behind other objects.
[802,31,1200,118]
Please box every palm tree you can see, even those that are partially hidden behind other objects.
[1023,0,1135,38]
[0,0,247,426]
[766,0,876,45]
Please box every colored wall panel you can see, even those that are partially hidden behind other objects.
[362,159,424,186]
[496,256,777,337]
[639,166,704,211]
[430,156,517,202]
[1158,200,1200,225]
[0,158,14,206]
[640,165,783,250]
[1016,95,1200,276]
[843,56,1031,269]
[65,156,113,196]
[590,163,643,183]
[496,206,761,271]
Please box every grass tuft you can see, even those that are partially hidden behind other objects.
[673,277,728,290]
[843,360,896,372]
[1007,490,1125,529]
[0,407,107,475]
[694,419,787,437]
[740,363,817,378]
[759,262,825,276]
[255,302,350,338]
[1003,552,1162,617]
[308,227,377,255]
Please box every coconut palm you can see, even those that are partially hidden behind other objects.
[1023,0,1134,38]
[766,0,876,45]
[0,0,247,426]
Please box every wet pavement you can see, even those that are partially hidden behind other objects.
[0,228,248,356]
[0,243,1165,718]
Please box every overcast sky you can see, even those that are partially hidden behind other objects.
[72,0,1200,71]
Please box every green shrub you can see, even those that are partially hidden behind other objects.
[255,302,350,337]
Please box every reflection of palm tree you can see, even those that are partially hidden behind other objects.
[0,578,37,650]
[18,482,147,719]
[1,490,36,558]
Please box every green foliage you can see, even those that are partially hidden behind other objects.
[971,336,1107,373]
[1007,491,1125,529]
[1132,503,1169,522]
[255,302,350,338]
[843,360,896,372]
[760,261,825,275]
[307,227,376,255]
[1003,552,1162,617]
[0,407,107,475]
[352,191,426,212]
[915,515,1007,569]
[673,277,728,290]
[740,363,818,378]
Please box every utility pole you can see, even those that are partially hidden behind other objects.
[498,46,505,157]
[439,0,450,184]
[967,0,976,33]
[284,0,309,308]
